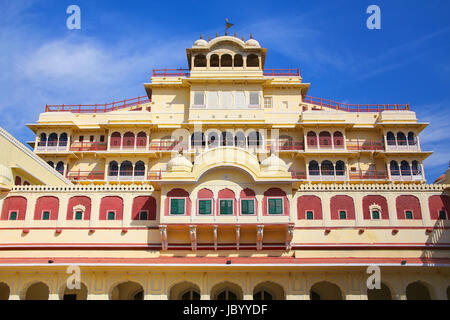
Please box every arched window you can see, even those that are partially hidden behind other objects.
[48,133,58,147]
[123,132,135,148]
[191,132,205,146]
[335,160,346,176]
[216,289,237,300]
[194,54,206,67]
[400,160,411,176]
[59,133,68,147]
[333,131,344,148]
[39,133,47,147]
[407,132,415,145]
[210,54,219,67]
[321,160,334,176]
[120,161,133,176]
[47,161,54,168]
[248,131,262,147]
[221,131,233,146]
[221,54,232,67]
[390,160,399,176]
[397,132,407,145]
[181,290,200,300]
[15,176,22,186]
[307,131,317,147]
[134,161,145,176]
[136,132,147,148]
[253,282,285,300]
[108,161,119,176]
[309,161,320,176]
[406,281,431,300]
[110,132,121,148]
[411,160,420,175]
[247,54,259,67]
[169,282,201,300]
[55,161,64,175]
[234,132,246,148]
[310,281,343,300]
[207,132,219,148]
[319,131,331,147]
[386,132,396,145]
[234,54,243,67]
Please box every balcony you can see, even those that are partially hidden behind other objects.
[305,144,346,151]
[386,140,420,152]
[390,170,424,181]
[152,68,301,78]
[69,142,107,151]
[308,170,347,182]
[107,170,162,181]
[66,171,105,181]
[303,96,410,112]
[267,140,304,151]
[347,140,384,151]
[45,96,150,113]
[290,171,307,180]
[349,170,388,180]
[36,142,68,152]
[149,140,184,151]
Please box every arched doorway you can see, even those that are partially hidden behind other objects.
[61,282,88,300]
[253,281,285,300]
[406,281,431,300]
[110,281,144,300]
[24,282,49,300]
[211,282,243,300]
[0,282,10,300]
[367,282,392,300]
[310,281,343,300]
[169,282,201,300]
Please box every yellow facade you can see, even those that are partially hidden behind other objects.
[0,35,449,300]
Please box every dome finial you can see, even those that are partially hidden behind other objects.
[200,34,203,39]
[234,31,237,37]
[216,32,218,37]
[250,33,253,39]
[241,35,244,41]
[208,35,211,41]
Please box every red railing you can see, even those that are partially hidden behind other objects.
[149,140,185,151]
[303,96,410,112]
[263,68,300,76]
[267,140,304,151]
[69,142,108,151]
[66,171,105,180]
[349,170,388,180]
[45,96,151,113]
[148,170,162,180]
[290,171,307,179]
[347,140,385,151]
[152,69,190,77]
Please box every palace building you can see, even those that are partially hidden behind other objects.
[0,34,449,300]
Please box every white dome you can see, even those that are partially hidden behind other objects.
[245,38,260,47]
[167,153,193,172]
[260,153,287,172]
[193,38,208,47]
[0,164,13,187]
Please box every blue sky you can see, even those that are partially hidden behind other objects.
[1,0,449,182]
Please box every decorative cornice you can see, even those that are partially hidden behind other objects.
[11,184,156,193]
[297,183,448,192]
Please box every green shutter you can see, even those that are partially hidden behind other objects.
[220,200,233,215]
[268,199,283,214]
[198,200,212,215]
[140,211,148,220]
[439,210,447,220]
[339,211,346,219]
[108,211,115,220]
[10,212,17,221]
[42,211,50,220]
[170,199,185,215]
[306,211,314,220]
[241,200,254,215]
[75,211,83,220]
[405,211,413,219]
[372,210,380,220]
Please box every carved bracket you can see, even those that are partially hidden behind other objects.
[236,225,240,250]
[189,225,197,251]
[159,225,168,251]
[213,225,218,251]
[286,225,294,251]
[256,225,264,251]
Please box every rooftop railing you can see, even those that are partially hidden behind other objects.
[152,68,301,77]
[303,96,410,112]
[45,96,151,113]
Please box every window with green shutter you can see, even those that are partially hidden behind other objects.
[371,210,380,220]
[198,200,212,215]
[339,210,346,220]
[439,210,447,220]
[9,211,17,221]
[220,200,233,215]
[405,211,413,219]
[170,198,185,215]
[241,199,255,215]
[306,211,314,220]
[139,211,148,220]
[42,211,50,220]
[268,198,283,214]
[75,211,83,220]
[107,211,115,220]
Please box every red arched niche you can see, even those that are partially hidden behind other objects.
[217,188,237,216]
[396,195,422,219]
[165,188,190,216]
[14,176,22,186]
[330,195,355,220]
[262,188,289,216]
[132,196,157,220]
[1,196,27,220]
[196,188,214,215]
[67,196,91,220]
[99,196,123,220]
[362,195,389,220]
[428,195,450,220]
[297,195,322,220]
[34,196,59,220]
[239,188,257,215]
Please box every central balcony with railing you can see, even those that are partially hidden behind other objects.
[66,169,162,182]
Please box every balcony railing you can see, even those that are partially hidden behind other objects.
[290,171,307,180]
[66,171,105,181]
[45,96,150,113]
[349,170,388,180]
[390,170,424,181]
[69,142,108,151]
[152,69,190,77]
[308,170,347,181]
[36,142,68,152]
[267,140,304,151]
[303,96,410,112]
[149,140,183,151]
[386,140,420,151]
[263,68,300,77]
[347,140,385,151]
[306,144,345,150]
[152,68,301,78]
